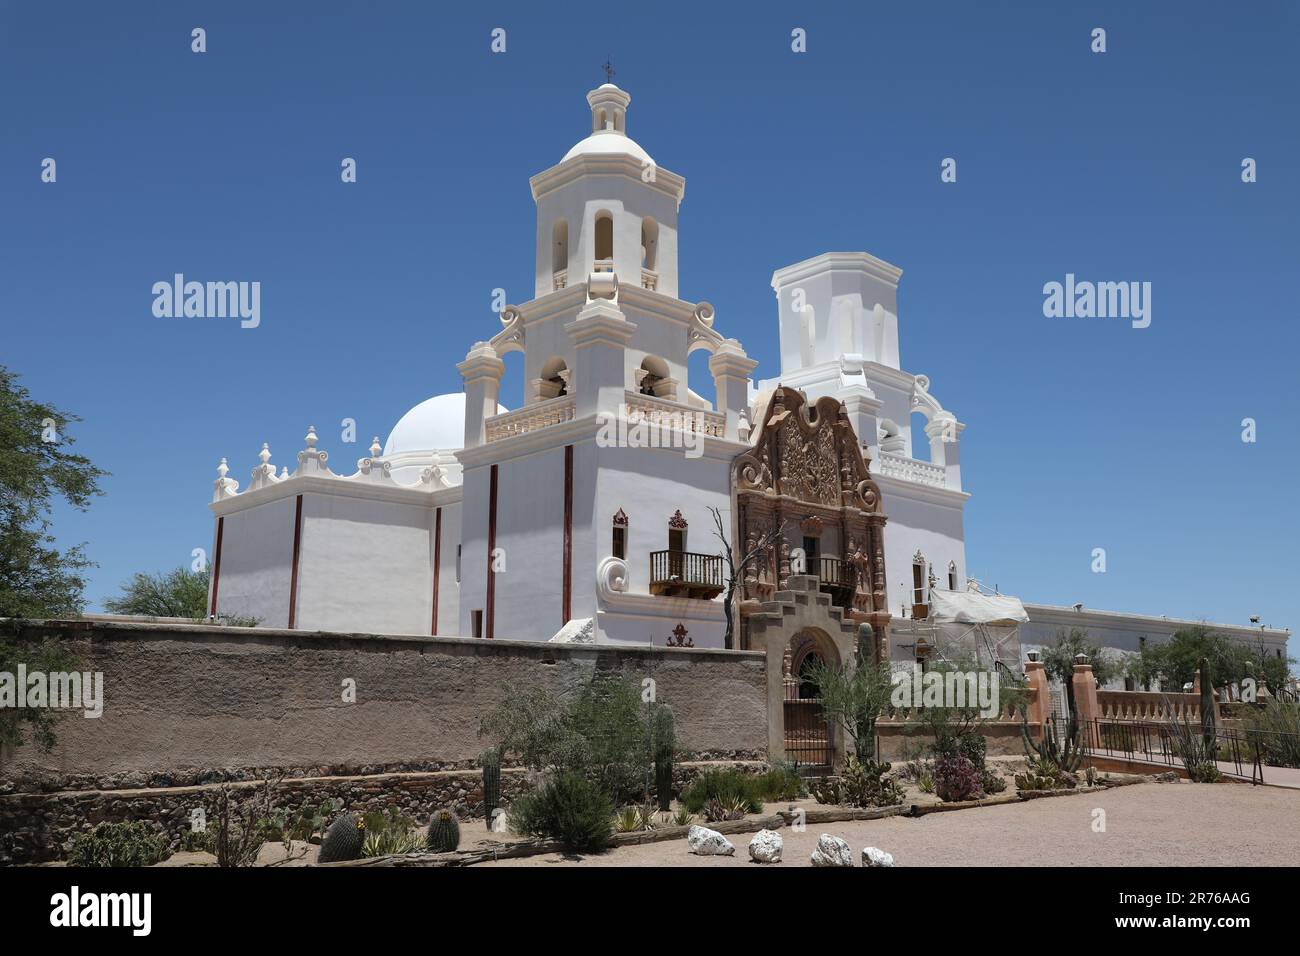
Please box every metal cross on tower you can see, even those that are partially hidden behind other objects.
[601,57,615,83]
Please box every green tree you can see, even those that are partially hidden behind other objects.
[0,635,83,768]
[104,567,210,619]
[1040,628,1118,687]
[0,366,106,618]
[804,628,894,760]
[1129,626,1241,691]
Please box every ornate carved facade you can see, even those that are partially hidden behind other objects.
[732,387,891,658]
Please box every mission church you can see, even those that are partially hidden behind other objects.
[205,80,1287,688]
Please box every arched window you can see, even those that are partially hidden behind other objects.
[947,560,958,591]
[641,218,658,271]
[594,213,614,265]
[552,218,568,277]
[911,550,928,616]
[539,356,569,399]
[612,508,628,559]
[638,355,669,397]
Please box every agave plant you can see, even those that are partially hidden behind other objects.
[670,807,693,827]
[613,806,643,833]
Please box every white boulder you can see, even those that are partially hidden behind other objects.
[490,808,509,833]
[687,825,736,856]
[748,828,783,864]
[862,846,895,867]
[810,834,854,867]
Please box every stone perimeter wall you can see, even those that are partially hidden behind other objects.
[1,620,768,788]
[0,620,768,862]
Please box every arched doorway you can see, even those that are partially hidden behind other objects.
[783,629,838,771]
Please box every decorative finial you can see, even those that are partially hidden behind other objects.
[259,442,271,466]
[602,56,615,83]
[370,436,382,458]
[305,425,318,449]
[217,457,229,479]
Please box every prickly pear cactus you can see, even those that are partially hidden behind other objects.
[317,814,364,863]
[427,810,461,853]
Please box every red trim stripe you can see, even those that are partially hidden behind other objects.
[432,506,442,635]
[287,494,303,629]
[562,444,573,625]
[209,516,224,617]
[485,465,498,640]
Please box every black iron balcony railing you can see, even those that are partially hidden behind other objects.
[649,550,724,599]
[814,556,855,590]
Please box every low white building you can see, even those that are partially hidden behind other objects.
[206,80,1290,672]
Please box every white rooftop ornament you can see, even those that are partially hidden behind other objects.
[349,435,395,484]
[296,424,334,477]
[247,442,283,491]
[212,457,240,502]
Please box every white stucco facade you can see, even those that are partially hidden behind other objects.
[204,80,1290,666]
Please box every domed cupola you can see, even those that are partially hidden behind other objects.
[561,84,654,165]
[529,78,685,300]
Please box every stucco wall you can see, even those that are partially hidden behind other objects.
[0,620,767,789]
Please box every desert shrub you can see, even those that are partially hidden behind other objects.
[753,760,806,801]
[811,757,904,808]
[480,674,673,805]
[510,771,613,853]
[1166,716,1223,783]
[1241,699,1300,769]
[680,768,763,815]
[979,767,1007,794]
[66,821,170,867]
[933,754,982,802]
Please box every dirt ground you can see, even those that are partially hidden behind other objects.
[483,781,1300,867]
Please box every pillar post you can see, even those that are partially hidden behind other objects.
[564,296,637,419]
[1071,653,1100,745]
[708,339,758,441]
[457,342,505,449]
[1024,652,1051,741]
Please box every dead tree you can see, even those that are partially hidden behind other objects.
[709,505,783,650]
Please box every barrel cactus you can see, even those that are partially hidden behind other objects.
[481,749,502,825]
[317,814,365,863]
[427,809,461,853]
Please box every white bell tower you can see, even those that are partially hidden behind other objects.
[529,81,685,299]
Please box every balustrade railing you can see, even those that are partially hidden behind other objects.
[484,395,576,442]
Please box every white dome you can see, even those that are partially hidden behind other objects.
[384,393,507,456]
[562,130,654,166]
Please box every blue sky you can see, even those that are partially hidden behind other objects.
[2,0,1297,636]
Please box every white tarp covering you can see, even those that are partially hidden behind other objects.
[928,590,1029,625]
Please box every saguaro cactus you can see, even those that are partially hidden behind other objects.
[480,748,502,826]
[1199,657,1217,755]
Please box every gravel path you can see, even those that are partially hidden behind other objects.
[484,782,1300,867]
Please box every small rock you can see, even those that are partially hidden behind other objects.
[748,828,782,863]
[810,834,854,867]
[490,808,509,833]
[687,825,735,856]
[862,846,895,868]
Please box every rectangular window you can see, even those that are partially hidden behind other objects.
[612,525,626,559]
[668,528,685,553]
[471,610,483,638]
[948,569,958,591]
[912,563,925,603]
[456,544,462,584]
